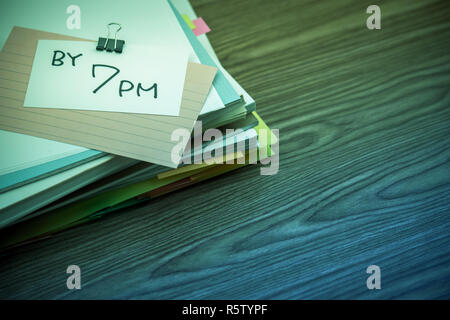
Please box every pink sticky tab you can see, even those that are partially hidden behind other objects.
[193,17,211,36]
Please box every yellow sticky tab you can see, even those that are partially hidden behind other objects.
[182,14,196,30]
[253,111,277,158]
[190,163,245,182]
[157,162,215,180]
[157,151,244,180]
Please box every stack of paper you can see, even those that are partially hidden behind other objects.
[0,0,277,250]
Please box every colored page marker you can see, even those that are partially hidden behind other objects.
[182,14,196,30]
[193,17,211,36]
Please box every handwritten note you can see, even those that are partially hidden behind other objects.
[24,40,189,115]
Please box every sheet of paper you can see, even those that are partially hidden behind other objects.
[0,130,87,176]
[0,155,112,213]
[0,27,217,168]
[25,40,188,115]
[0,149,103,192]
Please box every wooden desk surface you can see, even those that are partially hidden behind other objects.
[1,0,449,299]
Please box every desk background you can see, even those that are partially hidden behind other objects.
[1,0,449,299]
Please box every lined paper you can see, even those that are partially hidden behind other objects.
[0,27,217,168]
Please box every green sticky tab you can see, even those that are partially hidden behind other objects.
[182,14,196,30]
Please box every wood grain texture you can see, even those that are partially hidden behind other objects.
[1,0,449,299]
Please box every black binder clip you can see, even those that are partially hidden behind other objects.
[97,22,125,53]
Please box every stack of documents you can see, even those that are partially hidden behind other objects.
[0,0,276,250]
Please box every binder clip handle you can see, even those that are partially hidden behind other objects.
[96,22,125,53]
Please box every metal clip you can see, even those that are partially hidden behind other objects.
[96,22,125,53]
